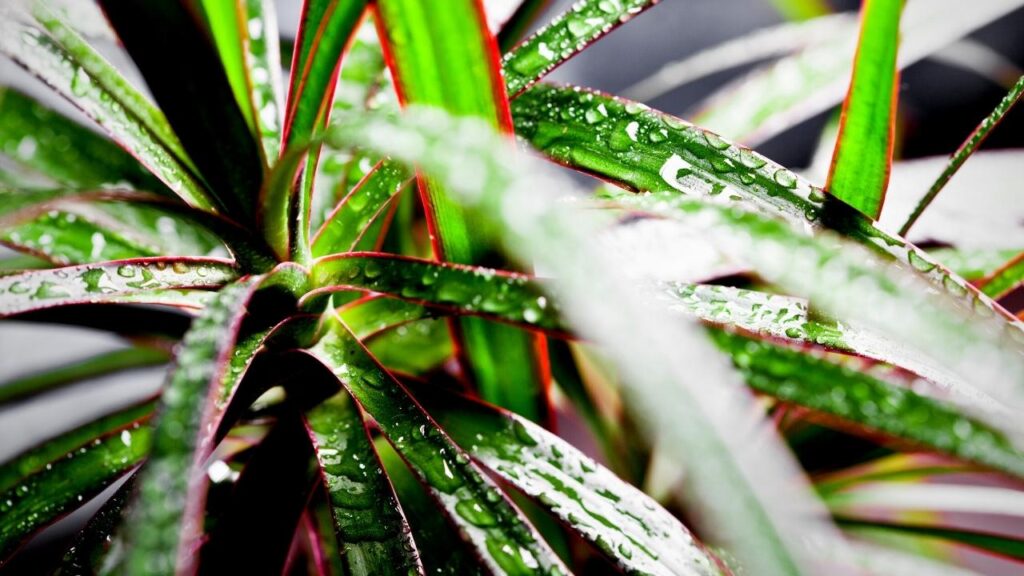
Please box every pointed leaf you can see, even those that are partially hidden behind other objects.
[0,5,213,210]
[114,276,268,575]
[304,317,569,576]
[826,0,902,219]
[304,390,423,575]
[511,84,1023,338]
[98,0,264,222]
[0,257,236,318]
[899,74,1024,235]
[497,0,553,52]
[0,87,164,192]
[502,0,658,97]
[57,479,135,575]
[375,0,551,423]
[0,404,152,563]
[415,384,725,576]
[0,346,168,405]
[312,160,410,257]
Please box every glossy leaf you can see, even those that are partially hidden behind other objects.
[899,73,1024,235]
[375,0,551,423]
[98,0,264,222]
[303,390,423,575]
[511,84,1023,339]
[0,346,168,405]
[2,206,162,265]
[929,247,1022,282]
[57,479,135,575]
[199,0,284,162]
[693,0,1024,145]
[826,0,902,219]
[415,384,724,576]
[497,0,553,52]
[312,160,410,257]
[114,276,265,575]
[308,253,561,332]
[0,87,164,192]
[0,257,236,318]
[304,316,569,576]
[275,0,367,263]
[712,331,1024,479]
[978,251,1024,300]
[327,107,843,573]
[502,0,658,97]
[0,7,213,210]
[0,404,152,563]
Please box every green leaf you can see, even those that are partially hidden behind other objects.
[497,0,553,52]
[928,247,1021,282]
[769,0,832,21]
[375,0,551,423]
[198,0,285,163]
[328,107,837,573]
[899,74,1024,235]
[57,480,135,575]
[415,383,724,576]
[0,403,152,562]
[712,330,1024,479]
[978,251,1024,300]
[305,316,569,576]
[98,0,265,222]
[511,84,1021,341]
[0,257,236,318]
[303,390,423,575]
[2,207,162,265]
[308,253,560,332]
[114,276,266,575]
[0,7,213,211]
[376,440,486,575]
[0,88,164,192]
[840,519,1024,562]
[274,0,367,263]
[826,0,902,219]
[311,160,411,258]
[0,346,168,405]
[501,0,658,97]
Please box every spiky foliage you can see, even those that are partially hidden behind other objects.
[2,0,1024,574]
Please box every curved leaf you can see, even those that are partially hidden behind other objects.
[98,0,264,222]
[0,405,152,563]
[415,384,725,576]
[0,257,235,318]
[0,346,168,405]
[57,479,135,575]
[899,74,1024,235]
[375,0,551,423]
[312,160,410,257]
[304,316,569,576]
[327,106,846,573]
[497,0,553,52]
[0,6,213,211]
[304,390,423,575]
[502,0,658,97]
[511,84,1023,337]
[0,87,164,192]
[273,0,367,263]
[978,251,1024,300]
[308,253,561,332]
[826,0,902,219]
[114,276,266,575]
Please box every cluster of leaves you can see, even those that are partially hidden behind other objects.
[1,0,1024,574]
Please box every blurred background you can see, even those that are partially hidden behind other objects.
[1,0,1023,572]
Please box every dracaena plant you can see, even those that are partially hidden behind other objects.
[2,0,1024,574]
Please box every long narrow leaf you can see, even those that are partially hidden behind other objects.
[0,406,151,563]
[311,160,410,257]
[304,317,569,576]
[327,106,850,573]
[375,0,552,423]
[0,6,214,210]
[414,383,725,576]
[98,0,264,222]
[826,0,902,219]
[0,347,168,405]
[502,0,658,97]
[898,74,1024,235]
[303,390,423,575]
[0,257,236,318]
